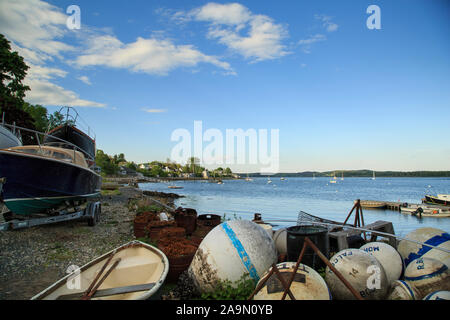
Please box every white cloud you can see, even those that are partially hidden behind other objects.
[77,76,92,85]
[0,0,73,63]
[75,36,235,76]
[315,14,339,33]
[141,108,167,113]
[298,34,327,53]
[184,3,289,62]
[0,0,105,108]
[24,79,105,107]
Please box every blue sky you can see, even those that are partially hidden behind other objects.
[1,0,449,172]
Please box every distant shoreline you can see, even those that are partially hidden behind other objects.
[241,170,450,178]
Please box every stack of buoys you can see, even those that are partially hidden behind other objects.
[387,227,450,300]
[188,220,277,293]
[325,248,389,300]
[253,262,331,300]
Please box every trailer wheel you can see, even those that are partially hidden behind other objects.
[87,202,96,227]
[95,203,101,223]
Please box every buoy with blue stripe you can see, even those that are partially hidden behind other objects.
[423,290,450,300]
[253,262,331,300]
[387,280,419,300]
[403,257,450,298]
[188,220,277,293]
[360,242,403,284]
[397,227,450,267]
[325,249,389,300]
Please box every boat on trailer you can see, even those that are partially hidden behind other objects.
[31,241,169,300]
[44,107,96,167]
[0,145,101,215]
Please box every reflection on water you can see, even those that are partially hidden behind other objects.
[140,177,450,237]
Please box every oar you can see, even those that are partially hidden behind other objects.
[82,258,121,300]
[81,250,116,300]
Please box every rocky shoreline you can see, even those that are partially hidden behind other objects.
[0,186,180,300]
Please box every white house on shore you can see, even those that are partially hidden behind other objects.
[202,169,210,179]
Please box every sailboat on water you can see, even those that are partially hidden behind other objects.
[372,171,376,180]
[329,172,337,184]
[341,172,344,181]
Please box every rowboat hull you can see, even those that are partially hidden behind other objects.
[31,241,169,300]
[0,150,101,215]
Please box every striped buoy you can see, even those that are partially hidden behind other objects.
[360,242,404,284]
[253,262,331,300]
[404,257,450,299]
[325,249,389,300]
[188,220,277,293]
[423,290,450,300]
[397,227,450,267]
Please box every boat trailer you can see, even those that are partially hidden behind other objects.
[0,200,101,231]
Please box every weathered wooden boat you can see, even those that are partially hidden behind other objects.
[31,241,169,300]
[424,194,450,206]
[0,144,101,215]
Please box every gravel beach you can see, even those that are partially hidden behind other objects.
[0,186,178,300]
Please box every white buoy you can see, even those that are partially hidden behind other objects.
[188,220,277,293]
[273,228,287,256]
[404,257,450,299]
[423,290,450,300]
[387,280,419,300]
[325,249,389,300]
[397,227,450,267]
[253,262,331,300]
[257,223,273,237]
[360,242,404,284]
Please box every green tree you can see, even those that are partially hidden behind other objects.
[95,150,118,176]
[22,102,48,132]
[0,33,30,109]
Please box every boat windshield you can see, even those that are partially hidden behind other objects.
[7,146,88,168]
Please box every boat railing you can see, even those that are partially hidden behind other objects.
[1,123,95,166]
[47,107,96,141]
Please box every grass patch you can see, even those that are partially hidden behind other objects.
[201,274,255,300]
[101,189,121,196]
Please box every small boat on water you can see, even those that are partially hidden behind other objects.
[400,204,450,218]
[424,194,450,206]
[168,185,183,189]
[31,241,169,300]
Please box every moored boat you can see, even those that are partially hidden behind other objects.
[0,145,101,215]
[31,240,169,300]
[424,194,450,206]
[360,200,387,209]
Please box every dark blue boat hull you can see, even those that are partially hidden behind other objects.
[0,151,101,215]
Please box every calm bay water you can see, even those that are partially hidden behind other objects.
[140,177,450,237]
